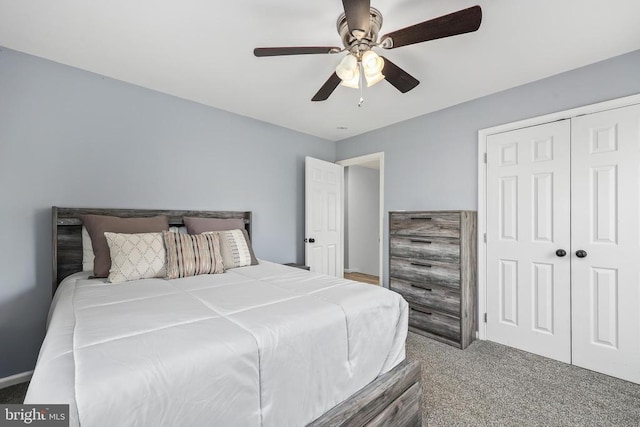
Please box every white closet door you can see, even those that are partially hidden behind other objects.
[571,104,640,383]
[486,120,572,362]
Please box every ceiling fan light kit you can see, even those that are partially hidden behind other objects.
[335,51,385,89]
[254,1,482,102]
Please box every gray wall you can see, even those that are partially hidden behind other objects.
[2,44,639,379]
[346,166,379,276]
[336,49,640,286]
[0,47,335,378]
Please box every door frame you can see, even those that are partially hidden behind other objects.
[337,152,385,286]
[477,93,640,340]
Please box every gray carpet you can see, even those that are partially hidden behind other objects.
[406,332,640,426]
[0,381,28,404]
[2,335,640,426]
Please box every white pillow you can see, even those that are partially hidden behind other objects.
[104,232,167,283]
[82,226,95,271]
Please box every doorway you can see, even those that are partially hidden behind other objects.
[337,153,384,286]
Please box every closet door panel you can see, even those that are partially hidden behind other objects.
[486,120,571,363]
[571,103,640,384]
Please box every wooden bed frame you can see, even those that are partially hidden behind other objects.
[51,206,423,427]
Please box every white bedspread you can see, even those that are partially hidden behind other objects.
[25,261,408,426]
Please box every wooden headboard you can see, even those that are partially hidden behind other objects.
[52,207,252,294]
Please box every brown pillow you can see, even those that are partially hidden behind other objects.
[183,217,258,265]
[183,217,245,234]
[81,214,169,277]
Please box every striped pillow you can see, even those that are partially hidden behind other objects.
[163,231,224,279]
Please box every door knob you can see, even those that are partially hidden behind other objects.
[576,250,588,258]
[555,249,567,257]
[308,238,315,243]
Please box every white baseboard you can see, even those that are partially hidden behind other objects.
[344,268,360,274]
[0,371,32,389]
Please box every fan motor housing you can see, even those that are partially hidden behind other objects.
[337,7,383,54]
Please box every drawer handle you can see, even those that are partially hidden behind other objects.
[410,262,432,268]
[411,308,432,316]
[410,217,432,220]
[410,284,432,291]
[409,239,432,244]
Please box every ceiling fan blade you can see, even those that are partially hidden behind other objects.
[342,0,371,38]
[381,5,482,49]
[254,47,341,57]
[381,57,419,93]
[312,72,342,102]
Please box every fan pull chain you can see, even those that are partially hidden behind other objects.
[358,62,364,107]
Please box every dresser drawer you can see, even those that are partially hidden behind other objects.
[409,307,460,341]
[390,278,460,316]
[390,257,460,289]
[389,236,460,263]
[389,212,460,238]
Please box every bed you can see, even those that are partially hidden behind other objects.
[25,207,422,426]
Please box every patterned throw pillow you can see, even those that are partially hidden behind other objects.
[163,231,224,279]
[212,229,254,269]
[104,232,167,283]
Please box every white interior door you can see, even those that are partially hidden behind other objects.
[486,120,572,363]
[305,157,343,276]
[571,104,640,383]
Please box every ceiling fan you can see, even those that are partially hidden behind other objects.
[254,1,482,102]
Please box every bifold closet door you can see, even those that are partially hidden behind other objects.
[571,104,640,384]
[486,120,572,363]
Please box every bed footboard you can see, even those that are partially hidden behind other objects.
[308,359,422,427]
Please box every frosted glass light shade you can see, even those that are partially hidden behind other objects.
[362,50,384,74]
[365,71,384,87]
[362,50,385,87]
[336,54,359,81]
[341,69,360,88]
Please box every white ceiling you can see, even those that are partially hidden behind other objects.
[0,0,639,141]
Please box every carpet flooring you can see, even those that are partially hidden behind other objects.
[2,333,639,426]
[0,381,28,404]
[406,332,640,426]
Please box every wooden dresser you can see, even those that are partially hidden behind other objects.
[389,211,477,349]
